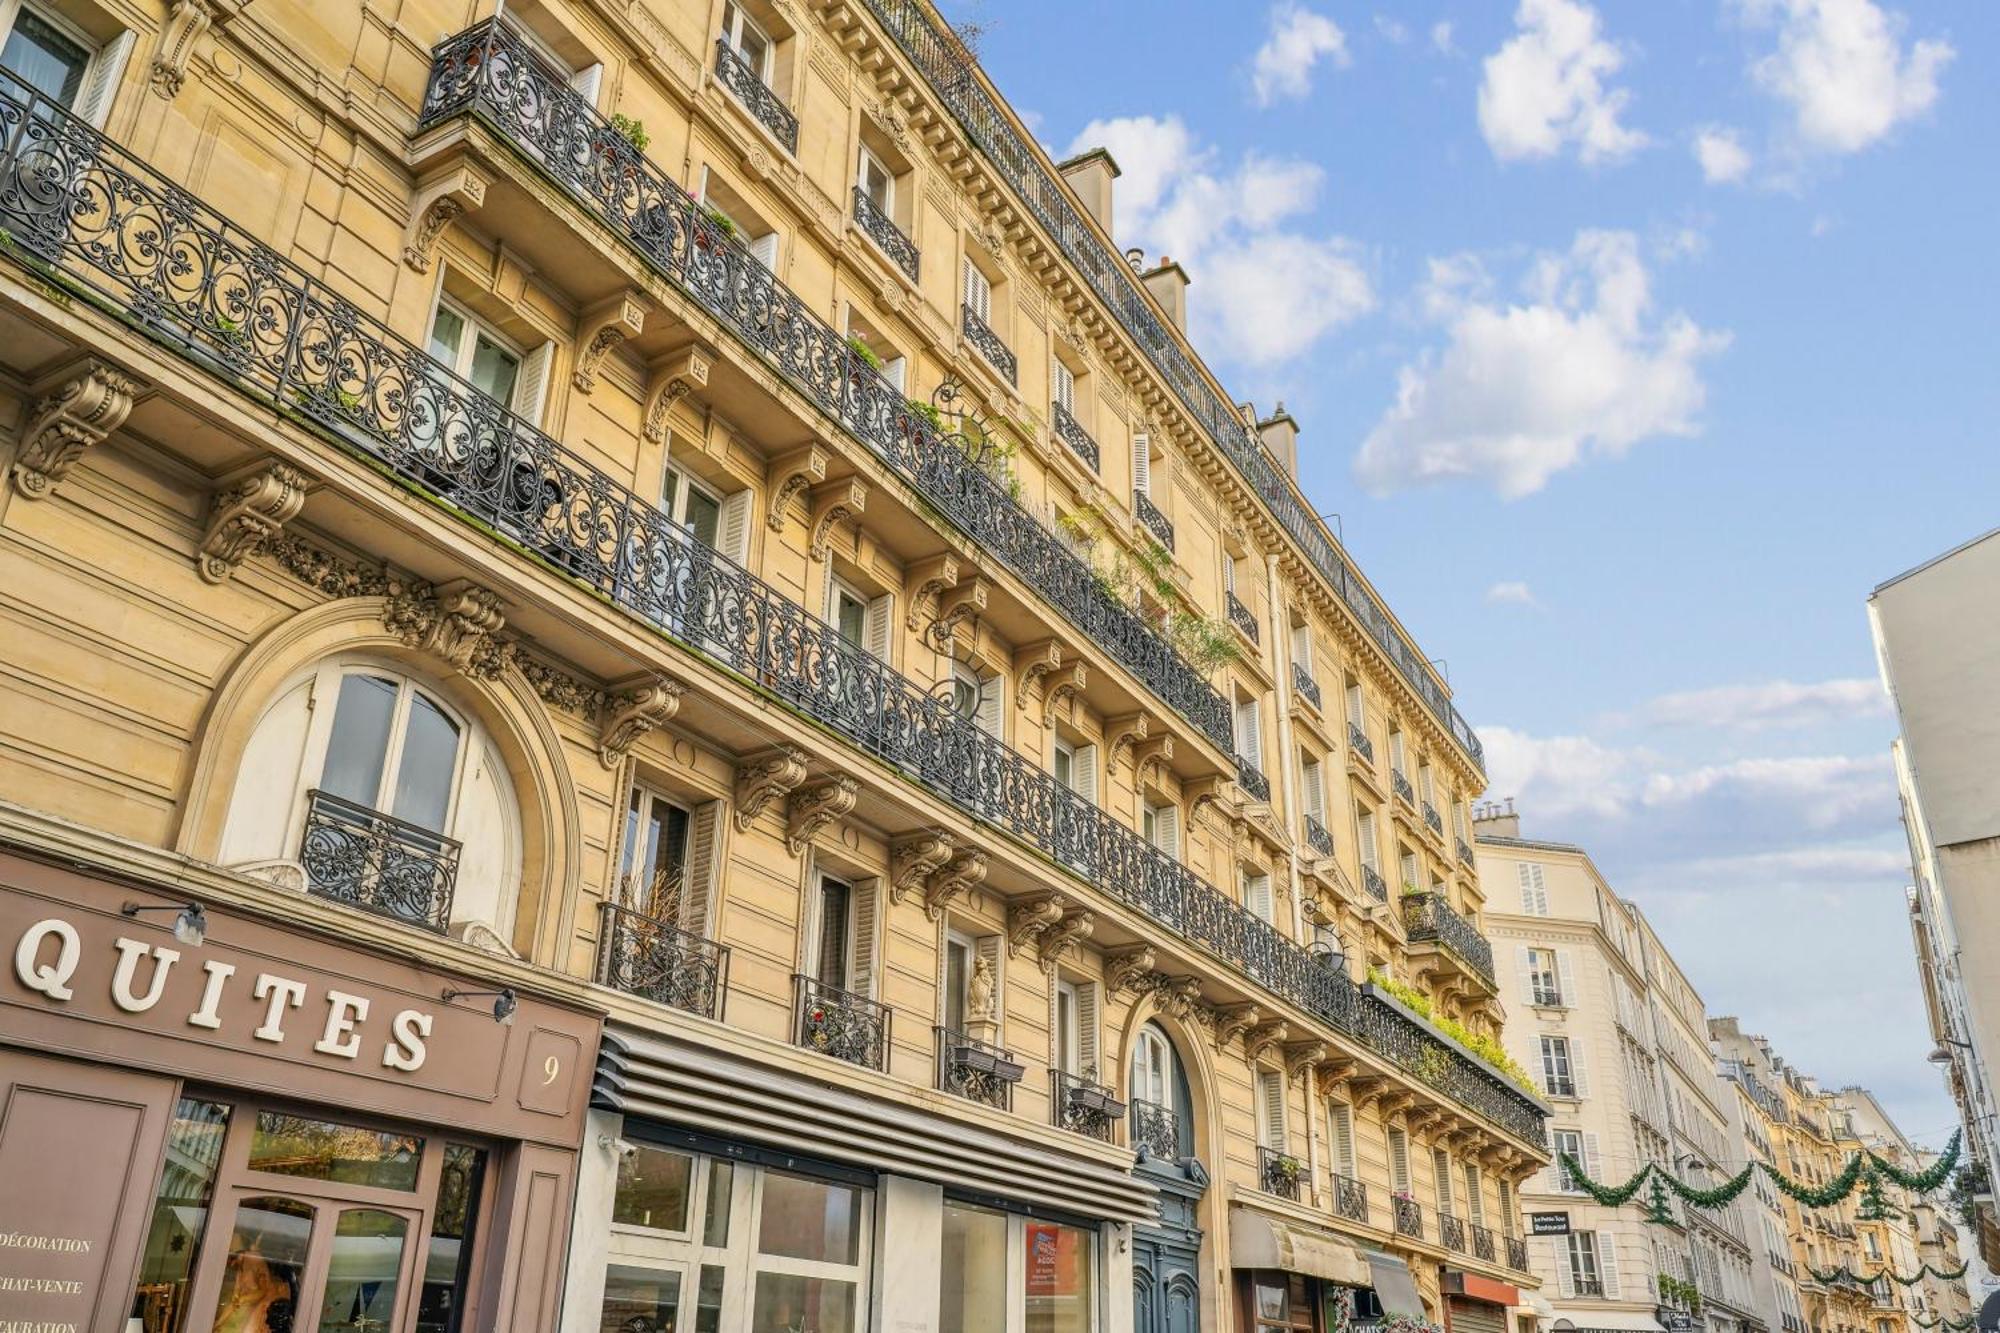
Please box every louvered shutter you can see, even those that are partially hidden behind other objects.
[683,800,723,937]
[1388,1128,1411,1190]
[1258,1069,1286,1152]
[850,877,881,998]
[718,488,752,565]
[1517,947,1536,1006]
[1464,1164,1483,1224]
[814,875,850,990]
[513,341,554,426]
[569,62,604,107]
[1154,803,1180,860]
[1291,623,1312,674]
[974,672,1003,736]
[750,231,780,270]
[1077,982,1101,1081]
[1357,810,1378,868]
[1433,1148,1453,1213]
[1074,744,1099,805]
[1131,432,1151,495]
[75,29,134,129]
[1599,1233,1622,1298]
[1556,950,1577,1008]
[1572,1042,1590,1099]
[1235,700,1263,770]
[1582,1131,1602,1181]
[1519,862,1548,914]
[1329,1103,1355,1177]
[1245,873,1273,922]
[1302,761,1326,821]
[865,592,893,663]
[1346,681,1365,730]
[1053,361,1075,412]
[962,259,991,321]
[1558,1240,1576,1298]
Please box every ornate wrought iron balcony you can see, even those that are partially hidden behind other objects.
[1507,1235,1529,1272]
[795,975,890,1070]
[1393,1196,1423,1239]
[1292,663,1321,710]
[713,38,798,152]
[1130,1097,1180,1160]
[1400,891,1496,987]
[849,0,1485,776]
[1457,836,1475,865]
[936,1026,1023,1109]
[596,902,729,1019]
[1135,490,1174,551]
[299,790,459,932]
[1362,865,1389,903]
[419,22,1231,750]
[1053,1069,1124,1143]
[961,303,1017,384]
[1237,756,1271,803]
[1051,401,1099,471]
[852,185,917,280]
[1423,802,1444,837]
[1392,769,1415,806]
[1348,723,1374,764]
[1439,1211,1466,1252]
[1258,1145,1304,1201]
[1226,591,1259,644]
[1331,1172,1368,1224]
[1303,814,1333,858]
[0,66,1545,1150]
[1470,1221,1496,1263]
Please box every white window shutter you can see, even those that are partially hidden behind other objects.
[1556,950,1577,1008]
[717,488,753,565]
[1077,982,1101,1081]
[683,800,723,936]
[1433,1148,1453,1212]
[885,356,907,391]
[1329,1103,1355,1177]
[1583,1131,1602,1181]
[865,592,893,662]
[750,231,780,270]
[75,29,135,129]
[1389,1128,1411,1191]
[975,673,1003,737]
[1155,803,1180,859]
[1518,946,1536,1004]
[1572,1043,1590,1099]
[1235,701,1263,770]
[1258,1069,1286,1152]
[513,341,554,425]
[1131,432,1151,495]
[1558,1243,1577,1299]
[1600,1233,1623,1298]
[569,62,604,107]
[847,877,881,998]
[1075,743,1099,805]
[218,678,315,866]
[1357,810,1378,867]
[1245,873,1273,922]
[1053,360,1075,412]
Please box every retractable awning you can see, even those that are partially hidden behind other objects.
[1359,1248,1427,1317]
[1230,1205,1372,1285]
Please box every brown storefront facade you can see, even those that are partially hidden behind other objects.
[0,850,602,1333]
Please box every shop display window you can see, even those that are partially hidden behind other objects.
[939,1202,1100,1333]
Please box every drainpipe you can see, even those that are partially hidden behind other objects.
[1267,552,1306,943]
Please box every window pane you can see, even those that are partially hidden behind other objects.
[752,1273,855,1333]
[321,674,398,808]
[469,334,520,405]
[702,1160,734,1248]
[696,1266,726,1333]
[1,12,90,108]
[247,1112,424,1191]
[815,881,851,991]
[391,691,461,832]
[128,1098,233,1333]
[1025,1222,1095,1333]
[612,1144,694,1232]
[835,591,865,646]
[602,1265,683,1333]
[319,1208,409,1332]
[941,1203,1007,1333]
[416,1144,487,1333]
[209,1197,313,1332]
[756,1170,861,1264]
[684,486,722,549]
[944,938,968,1036]
[427,305,467,365]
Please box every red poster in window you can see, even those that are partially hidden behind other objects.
[1026,1223,1079,1296]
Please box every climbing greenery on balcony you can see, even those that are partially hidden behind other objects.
[1367,971,1535,1092]
[1055,507,1240,675]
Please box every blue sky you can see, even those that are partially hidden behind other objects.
[943,0,1998,1142]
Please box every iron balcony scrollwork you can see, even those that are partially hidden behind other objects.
[1457,836,1475,864]
[712,38,798,152]
[935,1026,1024,1109]
[1303,814,1333,859]
[1348,723,1374,765]
[299,790,459,932]
[852,185,917,280]
[795,975,890,1071]
[1439,1211,1466,1252]
[1362,865,1389,903]
[1292,663,1321,710]
[1237,756,1271,804]
[1392,769,1415,806]
[0,66,1546,1150]
[1507,1236,1529,1272]
[1134,491,1174,551]
[1226,591,1259,644]
[1053,1068,1124,1143]
[1470,1221,1496,1262]
[1400,891,1496,987]
[1129,1096,1180,1160]
[1258,1145,1304,1201]
[418,22,1231,750]
[1393,1196,1423,1239]
[1423,802,1444,837]
[849,0,1485,775]
[1331,1172,1368,1224]
[1051,401,1099,471]
[961,302,1017,385]
[597,901,729,1019]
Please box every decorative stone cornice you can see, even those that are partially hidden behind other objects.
[598,675,685,769]
[401,162,490,272]
[889,828,956,905]
[514,655,605,717]
[382,579,511,679]
[1006,893,1067,957]
[1104,944,1156,996]
[932,577,988,641]
[1212,1003,1260,1051]
[903,554,962,630]
[197,460,311,583]
[786,775,858,855]
[925,849,987,921]
[1244,1019,1291,1067]
[1012,640,1064,711]
[1105,713,1150,773]
[807,478,867,560]
[9,358,145,500]
[734,745,808,832]
[1315,1057,1360,1099]
[1040,904,1094,964]
[643,345,714,444]
[571,291,650,392]
[1143,973,1210,1028]
[1285,1040,1329,1083]
[768,442,831,532]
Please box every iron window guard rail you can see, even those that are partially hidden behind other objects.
[935,1026,1023,1109]
[1050,400,1099,471]
[1439,1211,1466,1252]
[712,38,799,152]
[1457,836,1475,864]
[1052,1069,1124,1143]
[1258,1145,1304,1201]
[852,184,918,280]
[1423,802,1444,837]
[1392,769,1416,805]
[1237,757,1271,804]
[1393,1196,1423,1239]
[1303,814,1333,858]
[1470,1221,1496,1262]
[419,20,1231,750]
[1134,490,1174,551]
[1130,1097,1180,1160]
[795,975,890,1070]
[0,65,1545,1149]
[848,0,1484,775]
[1348,723,1374,765]
[1399,891,1496,986]
[1331,1172,1368,1224]
[1226,591,1259,644]
[1507,1236,1529,1272]
[298,789,460,932]
[960,301,1017,384]
[1361,865,1389,903]
[1292,663,1321,710]
[596,901,730,1019]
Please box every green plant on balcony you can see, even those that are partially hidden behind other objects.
[700,203,736,238]
[608,112,650,153]
[1368,969,1537,1093]
[1402,882,1424,897]
[1059,510,1240,675]
[845,334,885,373]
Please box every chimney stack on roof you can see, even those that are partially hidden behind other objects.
[1142,256,1190,332]
[1056,147,1120,237]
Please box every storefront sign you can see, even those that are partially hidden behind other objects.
[1026,1222,1081,1296]
[1660,1309,1700,1333]
[1528,1211,1572,1236]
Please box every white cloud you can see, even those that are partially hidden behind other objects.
[1067,116,1375,368]
[1485,580,1540,607]
[1694,126,1754,183]
[1251,3,1351,106]
[1431,21,1457,56]
[1478,0,1649,164]
[1355,230,1728,497]
[1738,0,1953,154]
[1375,15,1410,45]
[1637,677,1889,732]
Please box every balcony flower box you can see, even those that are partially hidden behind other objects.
[1066,1083,1126,1119]
[953,1043,1026,1083]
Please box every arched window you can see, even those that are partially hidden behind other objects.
[219,660,520,944]
[1129,1022,1196,1161]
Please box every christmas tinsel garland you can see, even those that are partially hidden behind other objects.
[1810,1262,1970,1286]
[1911,1316,1974,1331]
[1556,1130,1960,1224]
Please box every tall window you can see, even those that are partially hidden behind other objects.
[1256,1069,1286,1152]
[1,4,89,105]
[1398,848,1419,894]
[1551,1129,1585,1192]
[1387,1127,1411,1193]
[1327,1103,1356,1178]
[1499,1179,1516,1235]
[1131,1026,1175,1108]
[1540,1036,1578,1098]
[1242,869,1274,923]
[321,673,463,833]
[1432,1147,1454,1215]
[962,258,993,323]
[814,876,854,992]
[621,786,690,899]
[857,145,893,213]
[941,1204,1096,1333]
[1345,678,1366,734]
[1300,756,1327,826]
[1463,1163,1484,1225]
[1234,697,1263,773]
[829,578,891,662]
[1053,738,1097,803]
[1052,359,1075,414]
[1526,948,1563,1006]
[1054,979,1081,1076]
[943,932,975,1035]
[1565,1231,1602,1296]
[1356,809,1379,872]
[1389,728,1407,776]
[1142,800,1180,859]
[719,0,773,80]
[662,462,724,549]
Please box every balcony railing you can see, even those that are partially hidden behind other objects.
[794,975,890,1071]
[1392,769,1416,806]
[1470,1221,1496,1263]
[1331,1172,1368,1224]
[597,902,730,1019]
[0,64,1545,1149]
[1457,836,1475,864]
[298,790,459,932]
[418,22,1231,751]
[852,185,917,280]
[1506,1236,1529,1272]
[1226,591,1260,644]
[1237,757,1271,803]
[1439,1211,1466,1252]
[1135,490,1174,551]
[1400,892,1497,987]
[936,1026,1023,1109]
[1130,1097,1180,1160]
[1348,724,1375,764]
[1303,815,1334,858]
[1053,1069,1124,1143]
[1051,401,1100,471]
[1574,1277,1605,1298]
[1423,802,1443,837]
[713,38,798,152]
[849,0,1485,776]
[1292,663,1321,710]
[961,303,1017,384]
[1393,1196,1423,1239]
[1362,865,1389,903]
[1259,1145,1305,1201]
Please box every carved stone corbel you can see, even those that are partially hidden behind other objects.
[932,577,989,641]
[598,676,685,768]
[1134,735,1176,787]
[889,828,955,905]
[1184,775,1236,826]
[925,850,987,921]
[1104,945,1156,995]
[768,443,831,532]
[733,745,808,831]
[1012,640,1064,711]
[642,345,714,444]
[402,163,491,272]
[1151,974,1207,1025]
[785,775,858,855]
[150,0,241,98]
[903,554,962,629]
[1212,1003,1260,1051]
[1285,1040,1329,1083]
[1045,663,1087,714]
[1407,1102,1449,1138]
[807,479,867,560]
[1106,714,1150,773]
[383,580,512,678]
[571,292,650,392]
[1006,893,1067,957]
[9,359,145,500]
[1244,1019,1291,1067]
[197,460,311,583]
[1376,1089,1416,1122]
[1315,1058,1359,1099]
[1040,906,1094,963]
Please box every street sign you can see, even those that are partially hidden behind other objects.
[1528,1211,1571,1236]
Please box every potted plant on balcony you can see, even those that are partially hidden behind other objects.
[1271,1153,1304,1184]
[1067,1080,1126,1119]
[951,1041,1025,1084]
